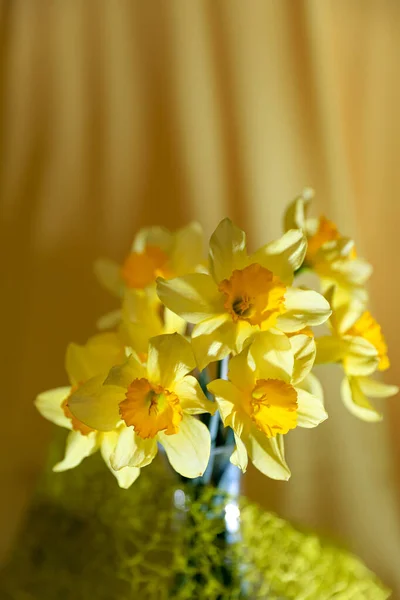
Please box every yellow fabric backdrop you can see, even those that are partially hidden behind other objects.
[1,0,400,593]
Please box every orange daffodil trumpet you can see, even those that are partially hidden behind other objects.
[208,331,327,479]
[157,218,331,370]
[35,333,141,488]
[67,334,216,478]
[94,222,205,298]
[35,196,397,488]
[316,289,398,422]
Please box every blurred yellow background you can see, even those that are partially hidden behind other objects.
[1,0,400,594]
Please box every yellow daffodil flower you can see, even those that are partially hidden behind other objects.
[94,222,205,297]
[118,288,187,355]
[35,333,140,488]
[157,218,331,369]
[284,190,372,307]
[67,333,216,478]
[98,287,186,359]
[208,330,327,479]
[316,290,398,421]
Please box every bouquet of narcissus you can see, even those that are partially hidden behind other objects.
[36,190,398,488]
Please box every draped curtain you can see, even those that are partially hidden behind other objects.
[1,0,400,593]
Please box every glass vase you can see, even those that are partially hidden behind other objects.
[168,442,247,599]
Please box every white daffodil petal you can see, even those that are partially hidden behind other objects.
[111,426,157,470]
[100,431,141,489]
[53,431,98,472]
[173,375,217,415]
[159,415,211,478]
[246,429,291,481]
[35,387,72,429]
[68,375,125,431]
[341,377,383,422]
[290,334,316,386]
[157,273,224,324]
[357,377,399,399]
[209,218,247,283]
[94,258,124,297]
[277,288,331,332]
[147,333,196,388]
[251,229,307,284]
[296,388,328,428]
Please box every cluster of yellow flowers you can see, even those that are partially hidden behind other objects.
[36,191,397,488]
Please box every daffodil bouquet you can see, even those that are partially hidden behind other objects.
[36,190,398,491]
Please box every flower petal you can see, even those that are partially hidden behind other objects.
[248,330,294,383]
[158,415,211,478]
[209,218,247,283]
[341,376,383,422]
[343,337,379,376]
[105,354,146,388]
[97,309,123,330]
[147,333,196,388]
[35,387,72,429]
[357,377,399,399]
[132,225,173,253]
[290,334,316,385]
[53,430,98,472]
[66,332,124,386]
[94,258,124,297]
[100,431,141,489]
[295,388,328,428]
[157,273,223,324]
[317,249,373,286]
[277,288,331,332]
[251,229,307,284]
[173,375,217,415]
[192,316,237,370]
[110,426,158,469]
[163,308,187,335]
[327,293,365,335]
[228,347,257,393]
[207,379,247,435]
[315,335,349,365]
[171,222,205,276]
[68,375,125,431]
[246,429,291,480]
[230,433,248,473]
[296,372,324,400]
[119,290,163,350]
[283,194,311,231]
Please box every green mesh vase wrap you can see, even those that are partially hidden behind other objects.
[0,433,390,600]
